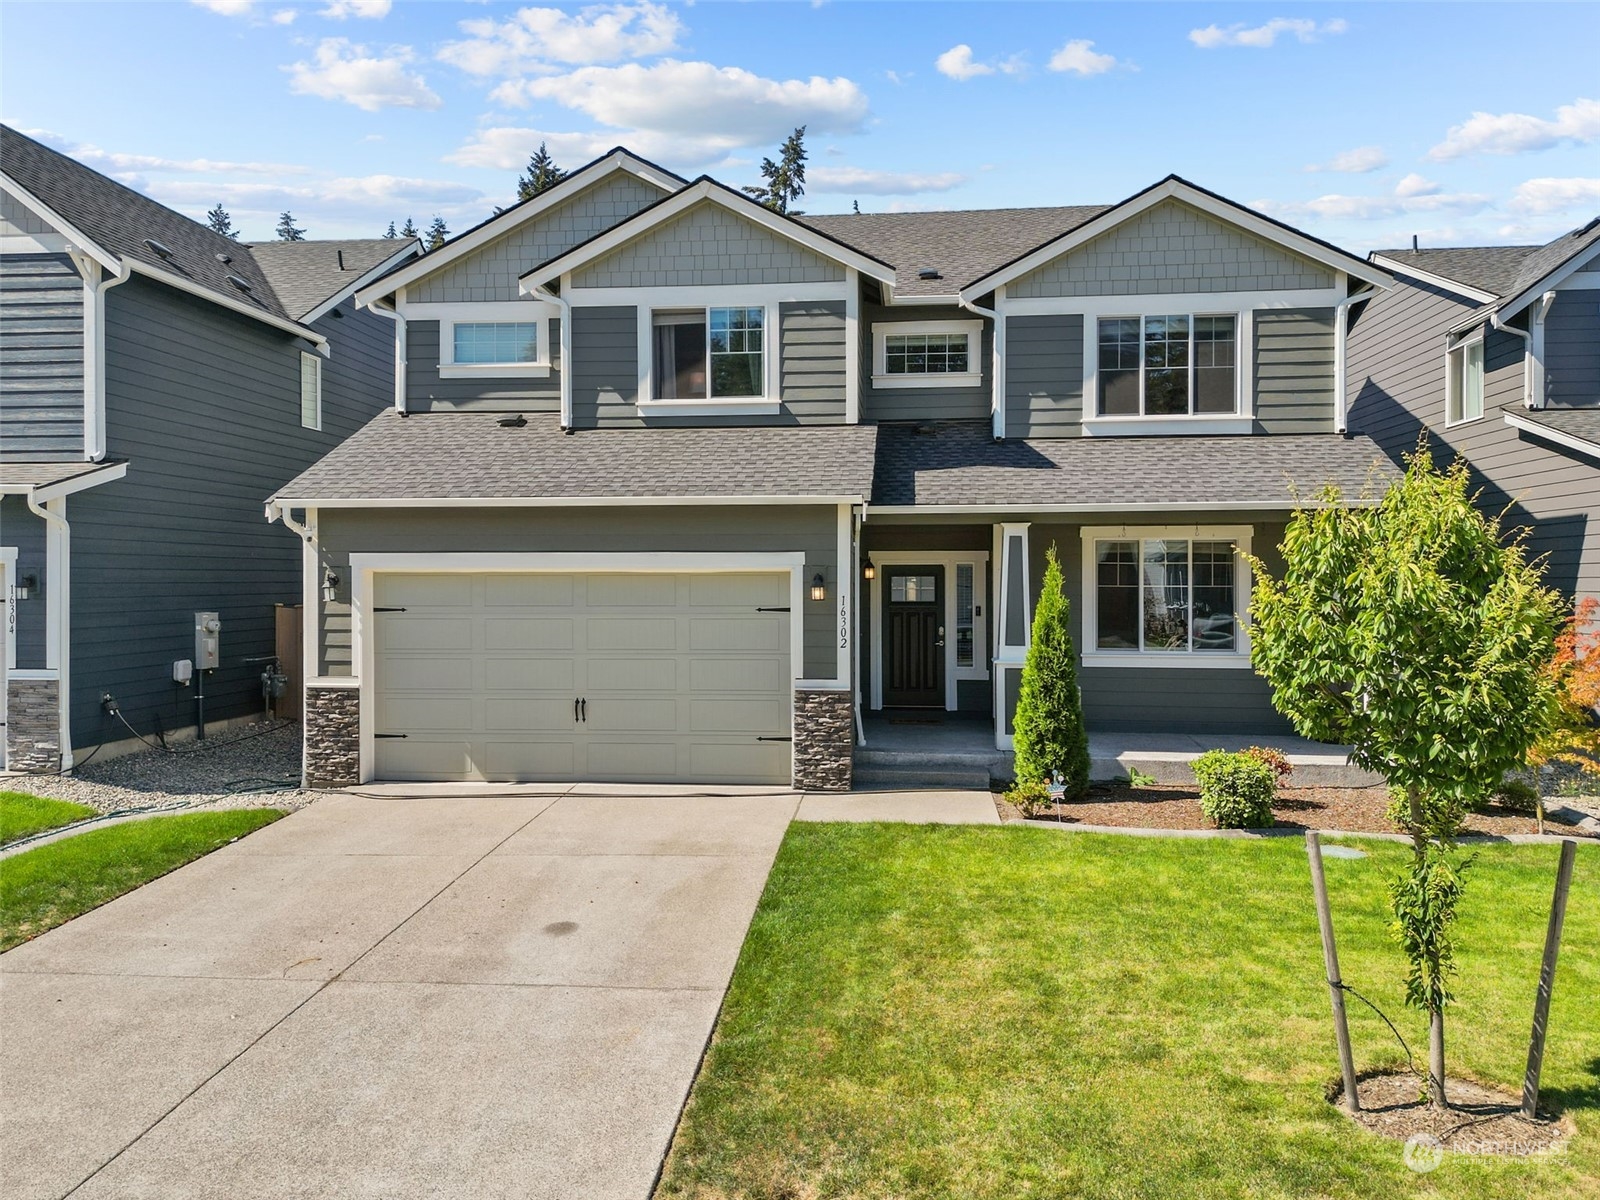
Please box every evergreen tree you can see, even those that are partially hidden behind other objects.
[742,126,807,214]
[383,220,398,239]
[516,142,566,201]
[1011,544,1090,795]
[424,215,449,251]
[852,199,860,214]
[400,216,419,240]
[275,211,306,241]
[206,203,239,240]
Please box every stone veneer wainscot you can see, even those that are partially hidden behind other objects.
[5,677,62,773]
[304,686,360,788]
[793,688,853,792]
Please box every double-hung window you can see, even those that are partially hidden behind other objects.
[872,320,983,389]
[299,351,321,431]
[1085,530,1249,660]
[652,306,765,400]
[1096,314,1238,417]
[1446,336,1485,425]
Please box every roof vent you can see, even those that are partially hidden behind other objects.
[226,274,253,292]
[497,413,528,428]
[143,238,175,260]
[215,252,232,264]
[337,249,347,270]
[917,267,942,281]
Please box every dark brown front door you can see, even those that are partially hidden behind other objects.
[883,566,944,707]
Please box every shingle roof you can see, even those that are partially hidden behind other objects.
[1,124,297,324]
[1512,408,1600,454]
[1372,245,1541,296]
[272,411,880,502]
[1501,217,1600,303]
[871,421,1395,508]
[0,460,125,491]
[249,239,417,320]
[800,206,1110,297]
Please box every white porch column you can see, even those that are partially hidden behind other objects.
[994,522,1031,750]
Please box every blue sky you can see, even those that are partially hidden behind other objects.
[4,1,1597,252]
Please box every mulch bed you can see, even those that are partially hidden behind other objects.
[1338,1071,1573,1157]
[999,783,1593,837]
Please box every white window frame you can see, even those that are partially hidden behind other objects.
[867,549,989,711]
[1445,333,1486,427]
[637,299,780,416]
[299,351,322,431]
[401,302,554,379]
[1089,311,1245,424]
[1078,526,1254,669]
[871,319,983,390]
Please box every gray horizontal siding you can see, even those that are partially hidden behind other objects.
[0,494,48,668]
[569,305,638,427]
[317,504,841,680]
[1545,289,1598,407]
[405,319,562,413]
[1,253,83,460]
[1004,313,1083,437]
[861,304,990,422]
[1254,307,1336,434]
[777,300,846,419]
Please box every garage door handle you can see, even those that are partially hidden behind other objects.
[756,606,791,612]
[574,698,580,723]
[580,698,587,722]
[374,607,407,613]
[374,733,407,739]
[756,736,792,742]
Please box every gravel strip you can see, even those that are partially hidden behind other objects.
[1,720,325,816]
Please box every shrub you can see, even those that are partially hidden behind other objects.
[1242,745,1293,786]
[1192,750,1276,829]
[1012,545,1091,797]
[1491,778,1541,815]
[1007,781,1054,818]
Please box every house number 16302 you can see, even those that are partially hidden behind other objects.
[838,597,849,649]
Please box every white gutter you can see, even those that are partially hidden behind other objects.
[365,295,408,413]
[1503,411,1600,462]
[24,492,73,770]
[959,292,1003,439]
[124,260,329,353]
[267,493,869,511]
[1489,306,1536,409]
[1333,285,1378,434]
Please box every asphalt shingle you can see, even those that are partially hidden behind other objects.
[1372,245,1542,296]
[249,239,417,320]
[1514,407,1600,453]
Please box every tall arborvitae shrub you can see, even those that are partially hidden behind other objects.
[1012,544,1090,795]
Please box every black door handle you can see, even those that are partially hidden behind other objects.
[580,698,587,722]
[574,698,580,723]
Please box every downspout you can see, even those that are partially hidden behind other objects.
[531,280,573,429]
[268,502,318,789]
[853,503,867,747]
[959,293,1003,439]
[365,296,407,413]
[26,493,73,770]
[1490,305,1536,409]
[1333,285,1377,434]
[66,251,130,462]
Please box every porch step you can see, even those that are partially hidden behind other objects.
[853,745,1010,792]
[853,764,996,792]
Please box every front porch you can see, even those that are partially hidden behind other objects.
[854,712,1376,791]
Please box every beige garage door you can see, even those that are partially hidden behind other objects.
[370,572,793,784]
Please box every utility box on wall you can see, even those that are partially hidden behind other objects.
[194,611,220,671]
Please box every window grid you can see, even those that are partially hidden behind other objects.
[885,332,970,376]
[299,352,321,431]
[453,322,537,365]
[1096,314,1238,417]
[1095,538,1238,653]
[955,563,974,666]
[708,307,764,398]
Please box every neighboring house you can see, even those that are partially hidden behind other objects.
[1,126,420,771]
[1349,221,1600,605]
[269,148,1394,791]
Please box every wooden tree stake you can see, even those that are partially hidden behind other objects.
[1522,838,1578,1120]
[1308,832,1360,1112]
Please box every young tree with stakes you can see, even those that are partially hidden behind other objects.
[1011,544,1091,797]
[744,126,807,215]
[1248,449,1562,1109]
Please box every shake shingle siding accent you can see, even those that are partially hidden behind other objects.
[405,318,562,413]
[1004,314,1084,437]
[860,302,990,422]
[1254,307,1336,434]
[0,253,84,460]
[1009,200,1335,299]
[1545,289,1599,407]
[410,175,665,304]
[1,191,56,237]
[572,204,845,289]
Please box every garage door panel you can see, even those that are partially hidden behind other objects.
[690,741,790,782]
[585,574,677,607]
[585,740,678,779]
[586,617,677,652]
[689,574,786,607]
[484,740,578,778]
[690,617,783,652]
[585,698,678,733]
[485,617,575,651]
[689,698,789,733]
[484,697,578,732]
[381,658,475,691]
[586,658,676,692]
[483,657,576,692]
[378,696,475,732]
[376,575,474,608]
[380,617,475,653]
[376,738,477,781]
[690,658,787,693]
[485,574,574,607]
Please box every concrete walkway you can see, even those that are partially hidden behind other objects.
[0,788,797,1200]
[795,790,1001,824]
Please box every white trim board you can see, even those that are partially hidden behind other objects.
[301,240,422,325]
[1503,411,1600,462]
[866,549,990,712]
[270,493,867,512]
[870,318,983,390]
[1368,254,1497,305]
[1498,237,1600,320]
[0,462,128,503]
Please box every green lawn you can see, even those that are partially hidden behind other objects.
[659,825,1600,1200]
[0,809,283,951]
[0,791,96,846]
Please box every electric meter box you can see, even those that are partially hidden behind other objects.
[194,611,221,671]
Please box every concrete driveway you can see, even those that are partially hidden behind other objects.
[1,786,798,1200]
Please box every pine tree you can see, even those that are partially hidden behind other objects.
[383,220,398,239]
[516,142,566,201]
[206,203,239,240]
[1011,544,1090,794]
[400,217,419,240]
[424,215,449,251]
[852,199,860,214]
[742,126,807,214]
[275,211,306,241]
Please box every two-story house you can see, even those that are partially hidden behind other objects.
[1,126,419,772]
[268,151,1393,791]
[1348,222,1600,607]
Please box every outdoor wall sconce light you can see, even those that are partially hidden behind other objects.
[322,569,340,604]
[16,572,38,600]
[809,573,827,602]
[862,559,876,580]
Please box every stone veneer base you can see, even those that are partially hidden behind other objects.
[5,677,62,774]
[793,688,853,792]
[304,686,360,789]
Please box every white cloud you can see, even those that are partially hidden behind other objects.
[1305,145,1388,174]
[1264,176,1491,222]
[272,8,296,23]
[488,60,868,157]
[445,125,710,172]
[1047,39,1119,77]
[1393,173,1441,199]
[1508,176,1600,215]
[809,166,967,195]
[1189,18,1348,49]
[285,39,441,112]
[190,0,258,15]
[1428,97,1600,161]
[438,3,682,76]
[319,0,391,17]
[935,44,991,81]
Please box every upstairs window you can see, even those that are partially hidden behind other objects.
[299,351,321,431]
[1446,337,1484,425]
[453,321,538,366]
[873,320,982,389]
[652,307,765,400]
[1096,314,1238,417]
